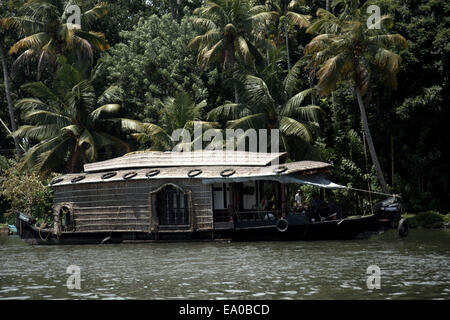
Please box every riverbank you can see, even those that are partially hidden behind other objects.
[403,211,450,229]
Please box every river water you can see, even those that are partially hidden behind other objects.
[0,229,449,300]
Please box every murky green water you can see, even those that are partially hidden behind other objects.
[0,229,449,300]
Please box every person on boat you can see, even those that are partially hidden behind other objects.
[309,193,325,221]
[59,206,71,231]
[327,193,343,220]
[295,189,303,210]
[258,197,268,211]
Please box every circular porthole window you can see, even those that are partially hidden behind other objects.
[187,169,202,177]
[146,169,160,177]
[123,171,137,180]
[220,169,236,177]
[273,165,288,174]
[50,177,64,185]
[101,172,117,179]
[71,175,86,183]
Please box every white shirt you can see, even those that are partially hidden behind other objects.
[295,193,302,205]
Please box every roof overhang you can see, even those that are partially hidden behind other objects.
[50,160,333,187]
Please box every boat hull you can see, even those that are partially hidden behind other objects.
[16,212,395,245]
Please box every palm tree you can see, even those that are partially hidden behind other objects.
[250,0,310,71]
[1,32,23,157]
[1,0,109,78]
[132,92,215,151]
[0,0,24,157]
[12,58,139,173]
[304,0,407,193]
[207,48,323,156]
[188,0,261,103]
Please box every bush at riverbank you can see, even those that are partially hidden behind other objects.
[443,213,450,226]
[0,157,54,224]
[404,211,446,228]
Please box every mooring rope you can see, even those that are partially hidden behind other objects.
[344,186,400,198]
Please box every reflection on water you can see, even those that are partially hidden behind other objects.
[0,229,449,300]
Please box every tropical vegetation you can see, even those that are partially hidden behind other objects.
[0,0,449,223]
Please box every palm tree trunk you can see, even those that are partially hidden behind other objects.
[391,135,394,189]
[264,23,270,66]
[231,59,239,104]
[233,81,239,104]
[326,0,330,11]
[285,26,291,71]
[170,0,177,20]
[0,34,22,158]
[309,73,316,105]
[355,86,389,193]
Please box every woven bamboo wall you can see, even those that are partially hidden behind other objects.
[53,179,213,233]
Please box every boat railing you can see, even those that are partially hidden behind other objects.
[213,209,232,223]
[213,209,282,223]
[235,210,281,222]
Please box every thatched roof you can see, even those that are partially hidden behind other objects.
[51,154,332,187]
[84,151,288,173]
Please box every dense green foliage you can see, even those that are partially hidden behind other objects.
[405,211,445,229]
[0,0,449,219]
[0,156,54,223]
[100,14,211,121]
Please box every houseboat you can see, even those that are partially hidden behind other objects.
[15,151,407,245]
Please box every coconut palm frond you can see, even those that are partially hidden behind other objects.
[90,104,121,120]
[316,53,352,96]
[190,17,218,31]
[236,36,253,65]
[73,30,110,52]
[1,16,44,34]
[18,134,73,172]
[245,75,275,108]
[286,11,311,28]
[207,103,248,121]
[283,88,316,115]
[15,98,47,112]
[12,124,60,141]
[34,135,73,173]
[280,116,312,142]
[23,109,71,126]
[97,85,122,105]
[81,2,109,28]
[20,82,63,106]
[368,34,407,52]
[250,11,278,23]
[288,105,324,122]
[8,32,50,55]
[107,118,144,132]
[227,113,267,131]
